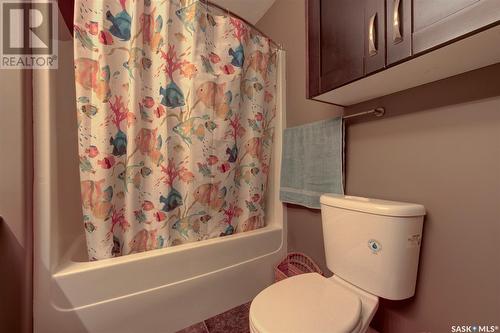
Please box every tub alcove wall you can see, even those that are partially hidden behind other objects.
[33,11,287,333]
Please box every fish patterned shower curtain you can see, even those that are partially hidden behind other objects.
[74,0,278,260]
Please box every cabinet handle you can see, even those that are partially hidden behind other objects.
[368,13,378,56]
[393,0,403,44]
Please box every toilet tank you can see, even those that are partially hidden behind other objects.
[320,194,425,300]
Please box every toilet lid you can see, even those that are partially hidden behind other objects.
[250,273,362,333]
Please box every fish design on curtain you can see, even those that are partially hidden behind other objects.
[74,0,279,260]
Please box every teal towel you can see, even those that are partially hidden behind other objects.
[280,118,344,209]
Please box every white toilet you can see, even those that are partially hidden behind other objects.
[250,194,426,333]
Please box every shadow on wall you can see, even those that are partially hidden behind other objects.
[255,0,343,275]
[0,220,27,333]
[285,203,332,276]
[53,9,85,261]
[345,63,500,124]
[54,43,84,258]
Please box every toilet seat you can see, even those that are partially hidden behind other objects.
[250,273,362,333]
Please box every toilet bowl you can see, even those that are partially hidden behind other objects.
[250,194,425,333]
[249,273,378,333]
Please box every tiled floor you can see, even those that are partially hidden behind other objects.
[177,302,251,333]
[177,301,380,333]
[176,267,378,333]
[177,322,209,333]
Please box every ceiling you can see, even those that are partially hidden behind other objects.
[212,0,277,24]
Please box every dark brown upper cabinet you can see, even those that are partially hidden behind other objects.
[306,0,388,97]
[58,0,75,35]
[307,0,500,106]
[386,0,412,65]
[318,0,365,93]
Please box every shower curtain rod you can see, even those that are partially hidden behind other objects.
[199,0,285,51]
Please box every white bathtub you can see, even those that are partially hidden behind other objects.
[33,29,287,333]
[48,226,284,333]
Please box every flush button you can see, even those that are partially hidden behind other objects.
[368,239,382,254]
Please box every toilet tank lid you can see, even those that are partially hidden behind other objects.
[320,194,426,217]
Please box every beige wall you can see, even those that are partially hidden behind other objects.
[345,64,500,332]
[0,69,32,332]
[259,1,500,331]
[257,0,343,274]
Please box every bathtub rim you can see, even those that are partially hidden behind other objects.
[55,224,283,277]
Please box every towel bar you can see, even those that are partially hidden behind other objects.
[342,107,385,119]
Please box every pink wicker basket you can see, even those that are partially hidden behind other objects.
[274,252,323,282]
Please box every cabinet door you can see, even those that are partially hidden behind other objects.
[386,0,412,65]
[319,0,365,92]
[413,0,500,54]
[364,0,386,74]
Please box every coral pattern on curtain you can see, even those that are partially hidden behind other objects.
[74,0,278,260]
